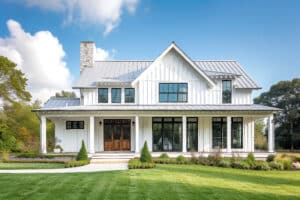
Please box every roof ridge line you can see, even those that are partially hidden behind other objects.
[94,60,238,62]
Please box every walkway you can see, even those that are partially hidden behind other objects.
[0,163,128,174]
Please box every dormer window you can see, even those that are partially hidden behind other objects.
[125,88,135,103]
[98,88,108,103]
[111,88,121,103]
[159,83,188,103]
[222,80,232,104]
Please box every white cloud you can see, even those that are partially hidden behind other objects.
[0,19,72,103]
[21,0,139,35]
[94,48,110,61]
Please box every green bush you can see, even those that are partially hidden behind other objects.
[4,159,65,164]
[140,141,152,163]
[176,155,187,164]
[278,160,293,170]
[268,161,284,170]
[294,156,300,163]
[247,152,255,162]
[64,160,89,168]
[218,159,231,168]
[253,160,270,170]
[197,156,210,166]
[159,153,169,159]
[128,159,155,169]
[1,151,10,162]
[76,140,88,161]
[231,160,251,169]
[266,154,275,162]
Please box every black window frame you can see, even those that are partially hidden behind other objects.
[231,117,243,149]
[66,121,84,130]
[212,117,227,149]
[187,117,198,152]
[111,88,121,103]
[222,80,232,104]
[98,88,108,103]
[159,83,188,103]
[152,117,183,152]
[124,88,135,103]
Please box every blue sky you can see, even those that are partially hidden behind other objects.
[0,0,299,100]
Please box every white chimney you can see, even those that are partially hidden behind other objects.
[80,41,95,72]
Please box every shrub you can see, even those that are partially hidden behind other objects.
[266,154,275,162]
[278,160,293,170]
[247,152,255,162]
[268,161,284,170]
[231,160,251,169]
[1,151,9,162]
[128,159,155,169]
[76,140,88,161]
[176,155,186,164]
[253,160,270,170]
[64,160,89,168]
[55,145,63,152]
[197,156,210,166]
[4,159,65,164]
[218,159,231,168]
[159,153,169,159]
[294,156,300,163]
[140,141,152,163]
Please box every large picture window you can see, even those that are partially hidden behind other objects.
[98,88,108,103]
[152,117,182,151]
[222,80,232,104]
[159,83,188,102]
[187,117,198,151]
[125,88,135,103]
[66,121,84,130]
[111,88,121,103]
[212,117,227,149]
[231,117,243,149]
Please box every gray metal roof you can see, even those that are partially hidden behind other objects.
[43,98,80,108]
[74,60,260,89]
[37,104,279,112]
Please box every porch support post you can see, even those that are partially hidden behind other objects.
[268,114,274,153]
[135,115,139,153]
[40,115,47,154]
[182,116,187,153]
[226,116,231,152]
[89,116,95,154]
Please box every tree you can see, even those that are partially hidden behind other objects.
[54,90,77,98]
[140,141,152,163]
[76,140,88,161]
[0,56,31,104]
[254,78,300,150]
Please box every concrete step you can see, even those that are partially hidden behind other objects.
[90,158,130,164]
[90,153,135,164]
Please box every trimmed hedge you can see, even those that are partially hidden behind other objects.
[76,140,88,161]
[140,142,152,163]
[64,160,89,168]
[269,161,284,170]
[128,159,155,169]
[3,159,65,164]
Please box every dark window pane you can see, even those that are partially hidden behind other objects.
[159,94,168,102]
[187,117,198,151]
[232,117,243,148]
[66,121,84,130]
[169,84,178,92]
[125,88,135,103]
[159,83,188,102]
[222,80,232,104]
[178,83,188,93]
[178,94,187,102]
[98,88,108,103]
[111,88,121,103]
[212,117,227,148]
[168,94,177,102]
[159,84,168,92]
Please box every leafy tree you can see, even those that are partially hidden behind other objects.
[76,140,88,161]
[140,141,152,163]
[54,90,77,98]
[0,56,31,104]
[254,78,300,150]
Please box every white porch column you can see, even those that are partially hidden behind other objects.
[182,116,187,153]
[89,116,95,154]
[268,115,274,153]
[40,115,47,154]
[226,116,231,152]
[135,115,139,153]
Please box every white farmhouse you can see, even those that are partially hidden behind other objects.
[34,41,279,158]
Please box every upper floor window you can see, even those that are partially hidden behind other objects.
[111,88,121,103]
[66,121,84,130]
[98,88,108,103]
[159,83,188,102]
[125,88,135,103]
[222,80,232,104]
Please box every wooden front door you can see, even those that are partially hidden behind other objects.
[104,119,131,151]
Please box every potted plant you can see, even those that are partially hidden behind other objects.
[54,144,63,153]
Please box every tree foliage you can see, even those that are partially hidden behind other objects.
[254,78,300,150]
[0,56,31,104]
[54,90,77,98]
[140,141,152,163]
[76,140,88,161]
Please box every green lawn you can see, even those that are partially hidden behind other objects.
[0,163,65,169]
[0,164,299,200]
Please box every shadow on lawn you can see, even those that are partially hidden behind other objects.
[158,165,300,186]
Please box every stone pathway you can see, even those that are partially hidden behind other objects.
[0,163,128,174]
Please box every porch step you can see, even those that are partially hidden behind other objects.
[90,153,135,164]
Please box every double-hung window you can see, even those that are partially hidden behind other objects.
[111,88,121,103]
[98,88,108,103]
[125,88,135,103]
[159,83,188,102]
